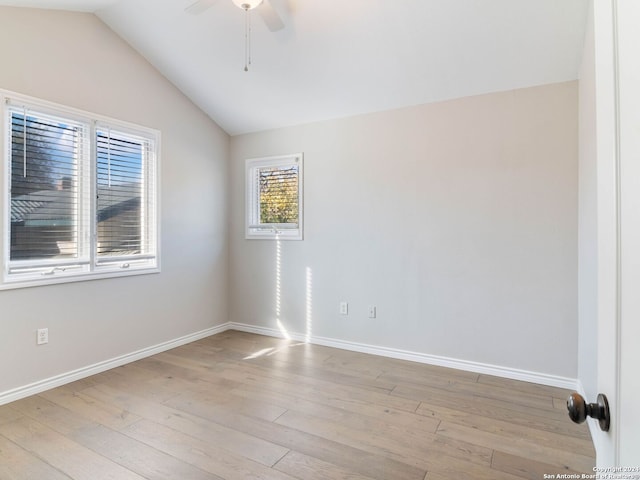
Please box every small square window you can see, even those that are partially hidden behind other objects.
[246,153,303,240]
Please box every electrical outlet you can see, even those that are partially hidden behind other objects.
[37,328,49,345]
[368,305,377,318]
[339,301,348,315]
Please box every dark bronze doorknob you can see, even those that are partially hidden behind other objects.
[567,392,610,432]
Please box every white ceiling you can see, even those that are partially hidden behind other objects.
[0,0,589,135]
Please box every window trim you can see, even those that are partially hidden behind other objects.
[245,153,303,240]
[1,90,161,290]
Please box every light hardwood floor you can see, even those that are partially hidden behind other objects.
[0,330,595,479]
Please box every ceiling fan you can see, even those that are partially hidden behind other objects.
[185,0,285,32]
[185,0,285,71]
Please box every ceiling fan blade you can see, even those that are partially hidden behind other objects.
[258,0,285,32]
[185,0,219,15]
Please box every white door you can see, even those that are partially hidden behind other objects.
[591,0,640,467]
[616,0,640,465]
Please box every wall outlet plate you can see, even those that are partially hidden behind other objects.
[368,305,377,318]
[339,301,348,315]
[37,328,49,345]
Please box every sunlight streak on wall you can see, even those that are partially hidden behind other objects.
[275,236,281,320]
[277,319,291,340]
[305,266,313,343]
[274,236,290,339]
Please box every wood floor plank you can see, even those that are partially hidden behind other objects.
[491,450,585,480]
[272,408,516,480]
[407,384,590,440]
[80,383,290,467]
[382,371,555,412]
[96,360,243,405]
[0,434,72,480]
[437,421,595,472]
[71,424,225,480]
[553,396,570,411]
[211,360,422,413]
[1,417,146,480]
[90,365,183,403]
[165,390,427,480]
[394,383,566,422]
[477,373,574,398]
[61,377,101,393]
[424,473,451,480]
[279,395,491,469]
[39,385,141,431]
[136,355,221,383]
[151,349,232,373]
[422,461,524,480]
[201,331,336,363]
[416,400,594,455]
[273,450,378,480]
[99,364,287,423]
[0,405,22,426]
[193,347,399,397]
[178,340,392,391]
[229,382,440,434]
[7,389,223,480]
[252,355,398,394]
[9,394,98,436]
[324,351,480,383]
[274,408,438,468]
[121,418,296,480]
[0,330,594,479]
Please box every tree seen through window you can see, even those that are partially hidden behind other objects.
[259,165,299,225]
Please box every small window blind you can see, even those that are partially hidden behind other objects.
[258,164,299,225]
[8,108,88,268]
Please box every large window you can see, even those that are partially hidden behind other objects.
[246,154,303,240]
[2,92,159,288]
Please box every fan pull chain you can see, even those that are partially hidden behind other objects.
[243,4,252,71]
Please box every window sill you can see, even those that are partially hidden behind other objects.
[245,230,303,241]
[0,265,160,290]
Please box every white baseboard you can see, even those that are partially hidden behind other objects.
[227,322,579,390]
[0,323,228,406]
[1,320,578,406]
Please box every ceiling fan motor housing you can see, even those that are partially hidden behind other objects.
[232,0,262,10]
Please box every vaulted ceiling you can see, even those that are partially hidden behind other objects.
[0,0,589,135]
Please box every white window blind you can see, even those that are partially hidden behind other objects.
[8,107,90,273]
[2,92,159,288]
[258,164,299,225]
[96,127,156,268]
[246,154,303,240]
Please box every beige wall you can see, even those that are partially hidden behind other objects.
[230,81,579,378]
[0,8,229,395]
